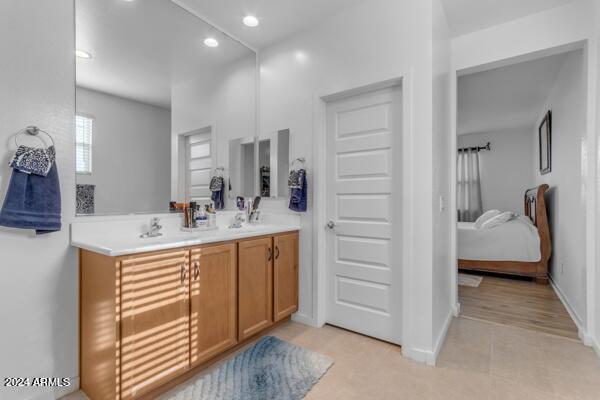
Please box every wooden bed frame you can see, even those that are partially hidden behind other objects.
[458,184,552,284]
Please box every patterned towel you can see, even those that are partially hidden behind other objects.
[209,176,223,192]
[288,169,305,189]
[9,145,56,177]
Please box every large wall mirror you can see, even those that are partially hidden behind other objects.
[75,0,256,215]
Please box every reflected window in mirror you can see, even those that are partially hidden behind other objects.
[75,114,93,175]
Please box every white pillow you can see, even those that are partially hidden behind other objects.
[474,209,501,229]
[480,211,516,229]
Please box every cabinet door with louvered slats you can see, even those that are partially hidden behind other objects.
[120,249,190,400]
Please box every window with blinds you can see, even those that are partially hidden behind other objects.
[76,114,93,174]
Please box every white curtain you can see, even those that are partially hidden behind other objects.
[457,149,483,222]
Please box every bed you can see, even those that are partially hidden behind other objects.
[458,184,551,284]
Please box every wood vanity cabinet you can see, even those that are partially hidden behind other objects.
[80,231,298,400]
[120,249,191,400]
[189,243,237,367]
[238,236,274,341]
[273,232,299,321]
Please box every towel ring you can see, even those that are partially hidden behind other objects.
[14,126,55,149]
[290,157,306,169]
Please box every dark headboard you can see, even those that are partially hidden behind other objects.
[524,184,551,263]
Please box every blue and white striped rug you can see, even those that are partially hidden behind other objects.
[165,336,334,400]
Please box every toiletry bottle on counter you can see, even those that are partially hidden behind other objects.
[205,204,216,227]
[196,206,208,227]
[186,202,197,228]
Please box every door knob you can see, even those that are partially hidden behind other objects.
[326,221,336,229]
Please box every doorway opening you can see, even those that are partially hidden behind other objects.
[453,47,588,340]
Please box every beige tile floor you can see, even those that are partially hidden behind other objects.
[63,317,600,400]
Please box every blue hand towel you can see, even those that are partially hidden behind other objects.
[211,189,225,210]
[0,162,61,234]
[289,169,307,212]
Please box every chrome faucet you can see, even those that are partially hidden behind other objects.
[246,199,253,222]
[140,217,163,238]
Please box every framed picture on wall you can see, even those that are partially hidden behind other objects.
[539,110,552,175]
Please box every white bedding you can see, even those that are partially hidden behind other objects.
[458,217,541,262]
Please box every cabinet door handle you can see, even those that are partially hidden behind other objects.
[181,264,187,286]
[267,247,272,261]
[275,246,280,260]
[194,261,200,280]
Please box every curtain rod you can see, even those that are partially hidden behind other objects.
[458,142,491,152]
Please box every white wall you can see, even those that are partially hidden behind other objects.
[533,49,588,327]
[0,1,78,399]
[432,0,453,359]
[171,54,256,203]
[76,88,171,214]
[257,0,440,361]
[458,128,534,214]
[453,1,594,73]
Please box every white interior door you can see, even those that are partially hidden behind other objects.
[325,86,401,344]
[185,131,213,205]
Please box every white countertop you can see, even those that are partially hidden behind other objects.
[72,223,300,257]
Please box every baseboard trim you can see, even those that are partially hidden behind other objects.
[402,347,433,365]
[452,302,461,317]
[403,310,453,366]
[549,276,591,345]
[291,312,319,327]
[431,310,453,365]
[592,336,600,359]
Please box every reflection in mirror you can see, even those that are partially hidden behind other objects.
[75,0,256,215]
[258,139,271,197]
[258,129,290,198]
[229,137,256,200]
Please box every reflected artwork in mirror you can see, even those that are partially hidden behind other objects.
[75,0,256,215]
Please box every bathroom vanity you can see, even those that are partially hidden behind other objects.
[74,218,299,400]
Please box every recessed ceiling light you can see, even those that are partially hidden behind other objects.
[204,38,219,47]
[75,49,92,59]
[243,15,259,27]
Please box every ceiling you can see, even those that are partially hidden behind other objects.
[76,0,254,109]
[457,51,576,136]
[440,0,576,37]
[177,0,365,49]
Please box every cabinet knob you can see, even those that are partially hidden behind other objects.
[194,262,200,280]
[267,247,273,261]
[180,264,187,286]
[275,246,280,260]
[326,220,336,229]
